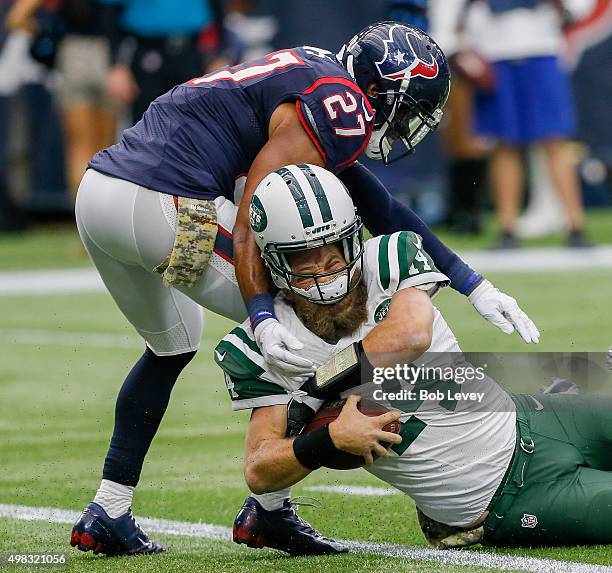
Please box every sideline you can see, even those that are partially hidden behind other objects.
[1,246,612,296]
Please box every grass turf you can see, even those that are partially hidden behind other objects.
[1,225,612,572]
[3,521,525,573]
[1,272,612,572]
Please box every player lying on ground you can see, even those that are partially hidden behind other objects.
[217,165,612,550]
[71,23,538,556]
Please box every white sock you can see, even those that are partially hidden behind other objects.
[93,479,135,519]
[252,488,291,512]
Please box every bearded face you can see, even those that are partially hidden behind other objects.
[284,244,368,342]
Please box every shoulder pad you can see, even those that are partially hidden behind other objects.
[296,78,374,170]
[373,232,449,292]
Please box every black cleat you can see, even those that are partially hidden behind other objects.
[233,496,348,556]
[567,229,593,249]
[70,502,164,556]
[490,231,520,250]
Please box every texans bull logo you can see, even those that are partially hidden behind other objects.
[375,25,439,82]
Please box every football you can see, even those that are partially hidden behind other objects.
[302,398,402,470]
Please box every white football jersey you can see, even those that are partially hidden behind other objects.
[215,232,515,527]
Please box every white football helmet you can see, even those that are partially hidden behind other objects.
[250,164,364,304]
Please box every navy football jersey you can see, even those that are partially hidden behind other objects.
[89,47,374,201]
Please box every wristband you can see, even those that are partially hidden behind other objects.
[292,424,338,470]
[247,293,276,329]
[459,272,484,296]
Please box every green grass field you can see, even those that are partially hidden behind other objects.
[1,226,611,573]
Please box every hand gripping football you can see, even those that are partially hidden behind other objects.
[302,398,401,470]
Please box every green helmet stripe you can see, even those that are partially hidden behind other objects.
[298,164,333,223]
[277,167,314,228]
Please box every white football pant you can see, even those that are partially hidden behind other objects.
[75,169,246,356]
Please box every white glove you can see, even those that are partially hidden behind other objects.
[468,280,540,344]
[254,319,314,379]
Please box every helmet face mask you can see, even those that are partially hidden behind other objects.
[339,21,451,163]
[263,218,365,305]
[367,92,444,163]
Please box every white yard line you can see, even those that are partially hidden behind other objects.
[0,269,104,295]
[0,329,143,349]
[1,246,611,297]
[0,503,610,573]
[460,246,612,273]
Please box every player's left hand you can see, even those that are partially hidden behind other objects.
[254,318,315,379]
[468,280,540,344]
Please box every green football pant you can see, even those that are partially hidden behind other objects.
[485,393,612,546]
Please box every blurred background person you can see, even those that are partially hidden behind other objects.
[430,0,493,234]
[2,0,67,227]
[2,0,609,233]
[0,0,28,231]
[100,0,239,126]
[565,0,612,214]
[8,0,116,198]
[464,0,595,248]
[389,0,429,30]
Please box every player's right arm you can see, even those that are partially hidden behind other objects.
[233,102,325,304]
[215,325,402,491]
[244,397,401,494]
[243,405,312,494]
[233,102,325,377]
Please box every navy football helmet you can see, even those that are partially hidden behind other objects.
[338,21,450,163]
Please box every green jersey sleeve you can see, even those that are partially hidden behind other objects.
[214,324,290,411]
[373,231,450,295]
